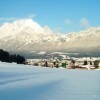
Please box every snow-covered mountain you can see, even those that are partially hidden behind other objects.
[0,18,100,56]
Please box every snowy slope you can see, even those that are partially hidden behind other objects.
[0,19,100,53]
[0,19,68,52]
[0,62,100,100]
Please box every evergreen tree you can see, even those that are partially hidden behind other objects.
[83,60,88,65]
[16,55,25,64]
[45,61,48,67]
[94,60,99,69]
[90,61,92,65]
[0,49,25,64]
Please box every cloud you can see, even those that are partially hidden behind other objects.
[80,18,90,28]
[28,14,36,18]
[65,19,73,25]
[0,17,18,21]
[0,14,36,22]
[53,27,62,33]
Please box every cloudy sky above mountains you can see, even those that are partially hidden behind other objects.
[0,0,100,33]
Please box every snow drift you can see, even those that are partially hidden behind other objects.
[0,62,100,100]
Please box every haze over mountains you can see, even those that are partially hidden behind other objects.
[0,19,100,57]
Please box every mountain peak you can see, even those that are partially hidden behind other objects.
[0,19,44,38]
[13,19,42,30]
[0,19,100,54]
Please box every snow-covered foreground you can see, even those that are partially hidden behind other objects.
[0,62,100,100]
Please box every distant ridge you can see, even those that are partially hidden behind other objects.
[0,19,100,57]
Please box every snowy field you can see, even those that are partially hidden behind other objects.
[0,62,100,100]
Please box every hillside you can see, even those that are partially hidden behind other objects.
[0,62,100,100]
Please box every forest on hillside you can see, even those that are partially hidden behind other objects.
[0,49,25,64]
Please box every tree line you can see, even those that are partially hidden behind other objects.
[83,60,100,68]
[0,49,26,64]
